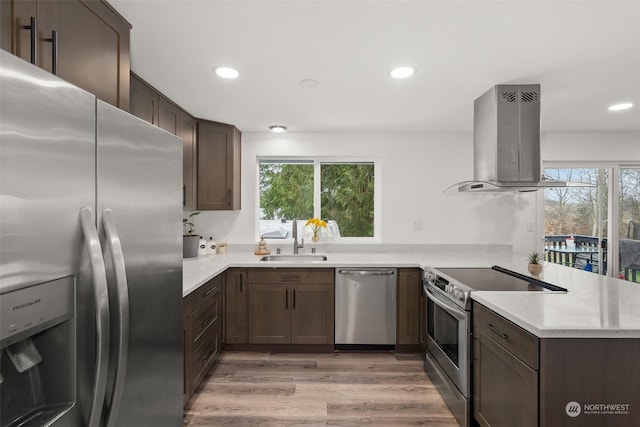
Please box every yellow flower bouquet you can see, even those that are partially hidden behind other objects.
[305,218,327,242]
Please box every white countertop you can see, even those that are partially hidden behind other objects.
[472,261,640,338]
[183,246,640,339]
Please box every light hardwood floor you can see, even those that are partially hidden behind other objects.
[184,351,460,426]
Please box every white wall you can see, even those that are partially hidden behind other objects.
[192,131,638,254]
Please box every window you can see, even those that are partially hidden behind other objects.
[259,159,377,240]
[543,167,607,274]
[619,167,640,282]
[543,164,640,283]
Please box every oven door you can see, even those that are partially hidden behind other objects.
[424,284,470,397]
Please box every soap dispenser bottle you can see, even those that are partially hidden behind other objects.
[197,237,208,256]
[207,237,217,255]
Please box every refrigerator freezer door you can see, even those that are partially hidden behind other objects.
[95,101,183,426]
[0,50,95,293]
[0,51,95,426]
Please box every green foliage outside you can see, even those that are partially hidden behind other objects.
[321,164,374,237]
[259,161,375,237]
[259,163,313,219]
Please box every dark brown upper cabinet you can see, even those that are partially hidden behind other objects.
[129,74,217,212]
[1,0,131,110]
[130,73,159,125]
[197,120,242,211]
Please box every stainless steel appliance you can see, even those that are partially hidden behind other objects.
[449,84,591,193]
[0,51,183,426]
[422,265,566,426]
[335,268,397,348]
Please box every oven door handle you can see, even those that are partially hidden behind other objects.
[424,286,466,320]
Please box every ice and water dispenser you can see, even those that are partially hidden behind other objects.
[1,277,75,426]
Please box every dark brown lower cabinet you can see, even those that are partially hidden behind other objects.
[418,278,428,353]
[473,328,538,427]
[246,268,334,346]
[183,274,223,405]
[473,302,640,427]
[397,268,421,350]
[225,268,248,344]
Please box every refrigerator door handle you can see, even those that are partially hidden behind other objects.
[101,209,130,427]
[79,207,110,427]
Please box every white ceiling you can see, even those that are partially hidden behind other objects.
[110,0,640,134]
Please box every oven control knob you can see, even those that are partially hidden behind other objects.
[425,271,437,286]
[456,290,466,301]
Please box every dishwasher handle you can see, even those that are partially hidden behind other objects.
[338,269,396,276]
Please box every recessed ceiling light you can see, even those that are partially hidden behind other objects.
[213,66,239,79]
[269,125,287,134]
[608,102,634,111]
[390,66,416,79]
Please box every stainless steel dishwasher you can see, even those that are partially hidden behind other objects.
[335,268,397,348]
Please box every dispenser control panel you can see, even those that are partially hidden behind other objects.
[0,276,74,347]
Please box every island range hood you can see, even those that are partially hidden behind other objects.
[449,84,591,193]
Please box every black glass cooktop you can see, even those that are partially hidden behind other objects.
[437,265,567,293]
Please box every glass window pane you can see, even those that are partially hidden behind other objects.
[619,167,640,282]
[543,167,607,275]
[321,163,374,237]
[259,161,313,237]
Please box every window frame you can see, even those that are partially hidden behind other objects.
[542,160,640,278]
[256,156,381,243]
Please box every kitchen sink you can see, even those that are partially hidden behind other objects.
[260,254,328,262]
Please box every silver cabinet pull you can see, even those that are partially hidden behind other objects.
[486,323,508,340]
[80,207,110,427]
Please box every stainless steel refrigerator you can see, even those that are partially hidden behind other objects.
[0,50,183,426]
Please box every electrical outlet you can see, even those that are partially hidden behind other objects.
[413,220,423,231]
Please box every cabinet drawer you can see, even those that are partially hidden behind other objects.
[191,297,220,348]
[190,276,222,313]
[247,268,334,284]
[190,327,220,390]
[473,302,539,369]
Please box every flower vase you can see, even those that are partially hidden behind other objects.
[312,234,320,243]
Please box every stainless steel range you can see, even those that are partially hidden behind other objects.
[422,265,566,427]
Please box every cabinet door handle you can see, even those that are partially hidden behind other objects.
[44,30,57,74]
[202,315,214,326]
[203,350,214,364]
[285,289,288,309]
[239,274,243,293]
[23,16,37,65]
[293,289,296,309]
[182,185,186,206]
[486,323,508,339]
[204,286,216,296]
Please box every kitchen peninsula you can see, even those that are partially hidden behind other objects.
[183,247,640,426]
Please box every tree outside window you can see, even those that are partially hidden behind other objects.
[259,160,375,239]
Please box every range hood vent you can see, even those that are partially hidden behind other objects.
[448,84,592,193]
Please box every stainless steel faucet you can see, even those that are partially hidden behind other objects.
[292,218,304,254]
